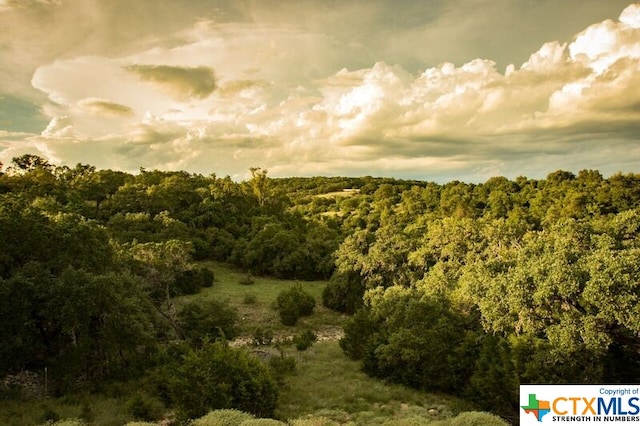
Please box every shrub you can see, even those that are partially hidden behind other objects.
[268,354,297,385]
[240,419,287,426]
[126,392,165,421]
[238,274,255,286]
[243,292,258,304]
[288,417,339,426]
[293,329,317,351]
[41,407,61,423]
[177,300,238,344]
[252,327,274,346]
[449,411,509,425]
[172,267,215,296]
[169,342,278,420]
[192,409,254,425]
[321,272,364,314]
[49,420,86,426]
[275,284,315,326]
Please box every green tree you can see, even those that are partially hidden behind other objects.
[169,342,278,420]
[275,284,316,326]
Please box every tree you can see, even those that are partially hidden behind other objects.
[10,154,53,173]
[275,284,316,326]
[126,240,194,336]
[169,342,278,420]
[249,167,270,207]
[177,300,238,345]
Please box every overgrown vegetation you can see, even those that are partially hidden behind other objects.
[2,154,640,424]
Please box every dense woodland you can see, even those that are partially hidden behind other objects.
[1,153,640,423]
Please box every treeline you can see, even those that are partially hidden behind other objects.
[0,156,343,280]
[322,169,640,421]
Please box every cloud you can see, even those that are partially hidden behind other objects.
[41,116,75,138]
[125,64,216,100]
[78,97,134,117]
[4,1,640,182]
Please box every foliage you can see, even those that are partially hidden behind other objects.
[177,299,238,344]
[191,409,254,425]
[252,327,274,346]
[239,274,255,285]
[293,329,317,351]
[125,392,165,422]
[321,271,364,314]
[275,284,316,326]
[448,411,509,425]
[168,342,278,420]
[240,420,287,426]
[172,266,214,296]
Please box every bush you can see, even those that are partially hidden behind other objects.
[288,417,339,426]
[268,354,297,385]
[169,342,278,420]
[49,420,86,426]
[293,329,317,351]
[238,274,255,285]
[275,284,315,326]
[240,419,287,426]
[449,411,509,425]
[322,272,364,314]
[192,409,254,425]
[41,407,61,423]
[172,267,214,296]
[252,327,274,346]
[126,392,165,421]
[177,300,238,344]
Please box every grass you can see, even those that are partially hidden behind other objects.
[0,395,132,426]
[275,341,476,425]
[178,261,348,336]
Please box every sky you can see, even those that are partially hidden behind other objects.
[0,0,639,182]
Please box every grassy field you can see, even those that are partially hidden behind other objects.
[275,341,475,424]
[179,261,349,337]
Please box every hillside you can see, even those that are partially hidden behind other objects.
[1,155,640,424]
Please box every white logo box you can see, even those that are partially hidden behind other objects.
[520,384,640,425]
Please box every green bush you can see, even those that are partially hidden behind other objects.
[321,272,364,314]
[268,353,297,385]
[293,329,317,351]
[288,417,339,426]
[172,267,214,296]
[252,327,274,346]
[192,409,254,425]
[48,420,86,426]
[238,274,255,286]
[126,392,165,421]
[169,342,278,420]
[243,292,258,304]
[449,411,509,425]
[177,299,238,344]
[240,419,287,426]
[382,418,431,426]
[275,284,316,326]
[41,407,61,423]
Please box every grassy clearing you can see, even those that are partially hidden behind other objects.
[275,341,475,425]
[179,261,348,336]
